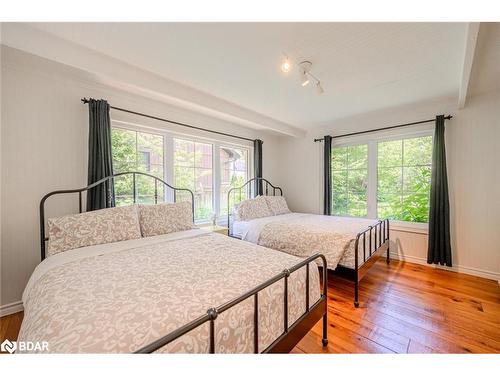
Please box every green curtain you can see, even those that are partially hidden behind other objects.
[323,135,332,215]
[427,115,452,266]
[254,139,263,196]
[87,99,115,211]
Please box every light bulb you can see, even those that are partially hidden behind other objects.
[281,57,291,73]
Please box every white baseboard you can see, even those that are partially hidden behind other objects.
[0,301,24,317]
[389,251,500,281]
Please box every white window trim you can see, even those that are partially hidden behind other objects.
[111,120,253,225]
[331,125,433,233]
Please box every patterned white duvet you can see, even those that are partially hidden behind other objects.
[19,229,320,353]
[235,213,379,270]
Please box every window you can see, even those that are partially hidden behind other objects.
[377,136,432,223]
[331,145,368,217]
[140,151,151,172]
[111,123,252,223]
[174,139,213,220]
[331,133,433,224]
[111,128,164,206]
[219,146,249,216]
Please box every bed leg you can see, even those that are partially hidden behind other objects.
[354,279,360,308]
[322,313,328,346]
[386,247,390,264]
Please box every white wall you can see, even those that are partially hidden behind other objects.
[0,24,3,311]
[1,43,499,315]
[0,46,283,312]
[276,91,500,280]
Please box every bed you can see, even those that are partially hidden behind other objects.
[20,172,328,354]
[227,177,390,308]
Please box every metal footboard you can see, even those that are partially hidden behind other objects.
[352,218,390,307]
[135,253,328,353]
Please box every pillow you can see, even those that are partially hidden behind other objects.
[265,196,291,215]
[47,205,142,257]
[232,203,242,221]
[139,201,194,237]
[235,196,273,221]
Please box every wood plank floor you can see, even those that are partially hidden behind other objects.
[1,259,499,353]
[292,259,500,353]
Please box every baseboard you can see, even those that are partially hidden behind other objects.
[389,251,500,281]
[0,301,24,317]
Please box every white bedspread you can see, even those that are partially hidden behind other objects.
[19,229,320,353]
[236,213,379,270]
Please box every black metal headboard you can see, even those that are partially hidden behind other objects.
[40,171,194,261]
[226,177,283,237]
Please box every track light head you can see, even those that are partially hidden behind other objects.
[299,60,312,87]
[301,71,310,87]
[316,81,324,94]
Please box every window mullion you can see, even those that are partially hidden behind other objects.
[401,140,405,214]
[164,135,174,202]
[214,144,221,218]
[367,141,377,219]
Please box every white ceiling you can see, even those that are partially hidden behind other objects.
[5,22,489,133]
[469,23,500,96]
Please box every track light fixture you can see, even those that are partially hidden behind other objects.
[301,71,310,87]
[299,61,312,87]
[280,54,324,94]
[316,81,324,94]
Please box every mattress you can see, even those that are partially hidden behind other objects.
[18,229,320,353]
[233,213,379,270]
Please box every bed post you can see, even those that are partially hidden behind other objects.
[354,234,360,308]
[354,276,359,308]
[322,261,328,347]
[386,219,390,264]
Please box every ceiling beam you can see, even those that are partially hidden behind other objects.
[458,22,480,109]
[1,23,306,138]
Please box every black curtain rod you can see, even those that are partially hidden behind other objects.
[81,98,256,143]
[313,115,453,142]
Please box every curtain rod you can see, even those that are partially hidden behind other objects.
[81,98,257,143]
[313,115,453,142]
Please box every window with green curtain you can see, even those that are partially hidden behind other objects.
[331,144,368,217]
[377,136,432,223]
[330,134,433,223]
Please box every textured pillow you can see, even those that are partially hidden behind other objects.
[232,203,241,221]
[265,196,291,215]
[47,205,142,257]
[139,201,194,237]
[235,196,273,221]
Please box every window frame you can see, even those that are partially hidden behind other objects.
[111,125,166,206]
[111,121,253,225]
[330,144,370,219]
[331,125,433,232]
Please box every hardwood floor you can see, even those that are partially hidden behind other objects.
[0,311,23,348]
[292,259,500,353]
[1,259,499,353]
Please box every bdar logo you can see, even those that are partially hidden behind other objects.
[1,339,17,354]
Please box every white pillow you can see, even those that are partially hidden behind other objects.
[47,205,142,256]
[235,196,273,221]
[139,201,194,237]
[265,196,291,215]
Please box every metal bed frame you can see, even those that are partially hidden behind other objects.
[227,177,390,308]
[39,172,328,353]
